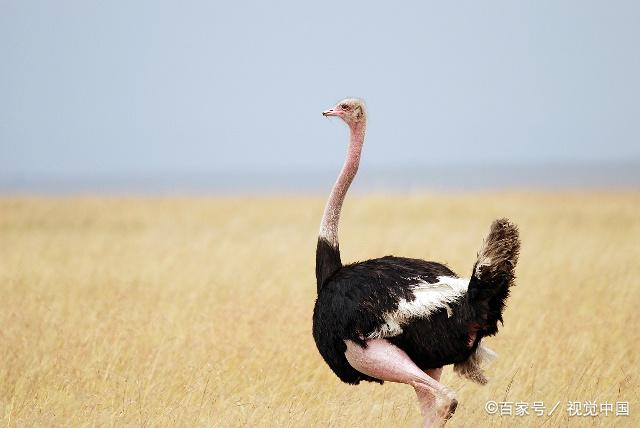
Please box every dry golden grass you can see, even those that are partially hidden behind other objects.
[1,192,638,427]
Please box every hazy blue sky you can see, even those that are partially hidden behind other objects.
[1,1,639,188]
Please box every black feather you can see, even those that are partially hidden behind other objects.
[315,238,342,292]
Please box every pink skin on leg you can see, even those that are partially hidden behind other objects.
[426,368,443,382]
[416,368,443,419]
[345,339,457,427]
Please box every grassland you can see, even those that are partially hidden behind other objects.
[1,192,638,427]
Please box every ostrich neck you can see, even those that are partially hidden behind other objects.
[319,121,366,248]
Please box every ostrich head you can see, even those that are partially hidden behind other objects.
[323,98,366,128]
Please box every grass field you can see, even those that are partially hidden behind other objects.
[1,192,638,427]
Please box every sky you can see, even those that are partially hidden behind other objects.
[1,1,639,191]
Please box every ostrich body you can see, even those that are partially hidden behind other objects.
[312,98,520,427]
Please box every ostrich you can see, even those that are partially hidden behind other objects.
[312,98,520,427]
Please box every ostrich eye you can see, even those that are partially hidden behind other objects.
[340,104,350,110]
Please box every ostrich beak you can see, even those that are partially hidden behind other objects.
[322,109,337,117]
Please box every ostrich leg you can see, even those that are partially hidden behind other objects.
[345,339,457,427]
[415,368,446,423]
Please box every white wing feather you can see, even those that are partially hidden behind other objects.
[368,276,469,339]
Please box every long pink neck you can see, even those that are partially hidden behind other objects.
[319,121,366,248]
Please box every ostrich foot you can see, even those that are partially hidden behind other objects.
[437,396,458,423]
[416,384,457,427]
